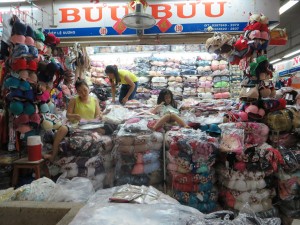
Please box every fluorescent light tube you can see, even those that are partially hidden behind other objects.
[283,49,300,58]
[279,0,299,15]
[270,59,282,64]
[0,0,26,2]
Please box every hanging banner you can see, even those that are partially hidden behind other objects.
[45,0,280,38]
[275,54,300,77]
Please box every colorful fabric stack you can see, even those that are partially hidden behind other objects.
[212,74,231,99]
[277,146,300,219]
[151,76,168,89]
[43,130,115,190]
[183,76,198,98]
[166,128,219,213]
[217,122,284,216]
[168,76,183,100]
[113,118,163,187]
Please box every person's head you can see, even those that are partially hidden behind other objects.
[157,89,176,108]
[75,79,89,100]
[105,65,120,84]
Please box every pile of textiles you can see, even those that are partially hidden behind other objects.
[134,57,151,76]
[113,118,163,187]
[135,77,151,102]
[168,76,183,99]
[217,122,284,217]
[43,130,115,190]
[151,76,168,89]
[277,145,300,219]
[166,128,219,213]
[183,76,198,98]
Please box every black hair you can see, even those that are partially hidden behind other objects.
[75,79,89,90]
[157,89,177,108]
[105,65,120,85]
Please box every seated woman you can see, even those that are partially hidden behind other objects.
[149,89,188,131]
[44,79,106,162]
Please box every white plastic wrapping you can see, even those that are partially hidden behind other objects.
[14,177,56,201]
[47,177,95,202]
[69,185,205,225]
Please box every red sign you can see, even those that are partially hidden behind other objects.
[156,18,171,33]
[113,19,127,34]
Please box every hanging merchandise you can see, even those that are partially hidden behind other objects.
[269,28,288,46]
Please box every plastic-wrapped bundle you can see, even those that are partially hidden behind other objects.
[114,122,163,186]
[173,190,217,213]
[166,128,219,213]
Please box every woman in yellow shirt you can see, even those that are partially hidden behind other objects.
[105,65,139,104]
[44,79,102,162]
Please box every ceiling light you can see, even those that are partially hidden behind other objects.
[283,49,300,58]
[0,0,26,2]
[270,58,282,64]
[279,0,299,15]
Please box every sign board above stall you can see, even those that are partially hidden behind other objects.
[275,54,300,76]
[46,0,280,38]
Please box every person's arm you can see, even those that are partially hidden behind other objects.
[151,102,164,114]
[110,79,116,103]
[94,97,102,119]
[66,98,81,121]
[122,75,135,104]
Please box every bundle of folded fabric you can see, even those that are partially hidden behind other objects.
[113,119,163,187]
[166,128,219,213]
[212,75,231,99]
[151,76,168,89]
[277,145,300,219]
[43,130,114,189]
[216,123,285,214]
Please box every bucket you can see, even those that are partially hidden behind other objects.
[27,136,42,161]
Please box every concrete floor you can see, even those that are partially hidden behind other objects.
[0,201,84,225]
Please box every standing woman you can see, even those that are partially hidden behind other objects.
[105,65,139,104]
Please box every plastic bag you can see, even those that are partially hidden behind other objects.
[109,184,178,204]
[69,185,205,225]
[220,128,244,153]
[0,188,15,203]
[14,177,56,201]
[103,105,136,125]
[47,177,95,202]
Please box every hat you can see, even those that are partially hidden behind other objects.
[250,55,268,76]
[12,21,27,35]
[245,105,265,119]
[24,102,35,115]
[260,31,270,40]
[9,101,23,115]
[39,103,50,113]
[12,58,27,71]
[34,28,45,42]
[247,30,261,40]
[206,33,232,53]
[4,76,20,89]
[25,37,35,46]
[28,46,38,58]
[44,33,60,46]
[37,62,59,82]
[25,25,35,39]
[234,35,248,51]
[11,44,29,58]
[207,123,221,134]
[27,60,37,71]
[10,35,26,45]
[28,71,38,84]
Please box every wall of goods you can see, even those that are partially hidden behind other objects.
[87,44,244,101]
